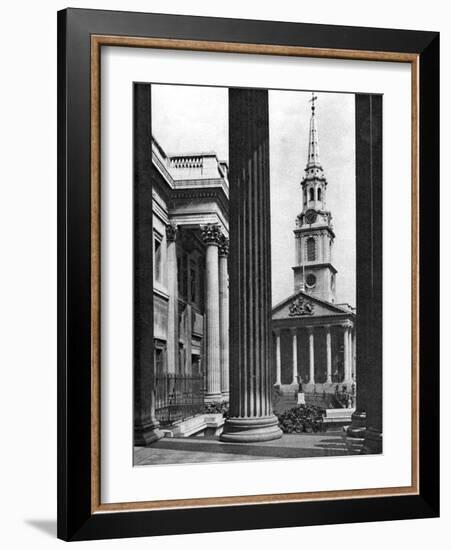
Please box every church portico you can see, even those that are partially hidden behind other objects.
[272,313,356,395]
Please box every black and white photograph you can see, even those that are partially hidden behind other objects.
[133,83,380,466]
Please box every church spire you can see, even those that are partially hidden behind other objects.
[306,93,321,170]
[293,92,337,303]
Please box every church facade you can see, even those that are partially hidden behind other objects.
[271,95,356,394]
[151,136,230,428]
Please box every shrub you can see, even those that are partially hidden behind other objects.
[276,404,325,434]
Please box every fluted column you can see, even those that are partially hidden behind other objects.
[133,83,162,445]
[221,88,282,443]
[202,224,222,403]
[308,327,315,384]
[352,328,356,381]
[274,329,282,386]
[326,325,332,383]
[348,325,353,382]
[347,94,382,453]
[291,328,298,385]
[166,224,178,374]
[343,324,351,384]
[219,236,230,401]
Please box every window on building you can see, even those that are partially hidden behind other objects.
[192,355,200,375]
[154,234,162,283]
[190,263,197,304]
[178,253,188,299]
[198,256,204,309]
[317,187,322,201]
[306,237,316,261]
[179,345,185,374]
[306,273,317,287]
[309,187,314,202]
[154,347,165,377]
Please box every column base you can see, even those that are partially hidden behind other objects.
[134,419,163,446]
[220,415,282,443]
[204,392,223,404]
[346,410,367,438]
[362,427,383,454]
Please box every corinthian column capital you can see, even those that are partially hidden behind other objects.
[218,235,229,257]
[165,223,178,242]
[201,224,223,246]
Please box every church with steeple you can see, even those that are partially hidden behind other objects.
[272,93,356,394]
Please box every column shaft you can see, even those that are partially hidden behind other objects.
[308,329,315,384]
[275,331,282,386]
[202,225,222,402]
[184,303,192,374]
[166,225,178,374]
[221,88,282,443]
[219,241,230,401]
[326,326,332,383]
[133,83,162,446]
[291,329,298,385]
[346,94,383,453]
[343,326,350,383]
[348,327,353,382]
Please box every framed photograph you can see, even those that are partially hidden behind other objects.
[57,8,439,541]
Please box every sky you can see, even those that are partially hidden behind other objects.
[152,85,356,307]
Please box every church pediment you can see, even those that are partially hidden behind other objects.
[272,291,351,320]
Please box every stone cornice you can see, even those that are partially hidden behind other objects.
[292,262,338,275]
[294,225,335,239]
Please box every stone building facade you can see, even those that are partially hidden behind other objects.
[151,136,230,410]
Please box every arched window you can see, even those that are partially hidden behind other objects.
[306,237,316,261]
[304,189,307,205]
[309,187,314,202]
[317,187,322,201]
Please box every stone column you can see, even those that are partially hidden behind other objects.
[347,94,383,453]
[133,83,162,445]
[166,224,178,374]
[274,329,282,386]
[220,88,282,443]
[348,326,354,382]
[201,224,222,403]
[308,327,315,384]
[219,236,230,401]
[343,323,351,384]
[184,303,192,374]
[326,325,332,383]
[352,327,356,381]
[291,328,298,385]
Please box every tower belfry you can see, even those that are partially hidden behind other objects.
[293,93,337,303]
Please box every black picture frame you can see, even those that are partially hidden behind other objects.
[57,8,439,541]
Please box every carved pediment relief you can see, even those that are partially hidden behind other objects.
[288,297,314,316]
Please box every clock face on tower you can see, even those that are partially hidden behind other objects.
[305,209,317,225]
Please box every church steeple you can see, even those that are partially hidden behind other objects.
[292,93,337,303]
[306,93,321,170]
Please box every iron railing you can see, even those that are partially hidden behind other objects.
[155,372,204,425]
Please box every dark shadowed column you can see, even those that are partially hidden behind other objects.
[220,88,282,443]
[348,94,382,453]
[133,83,163,446]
